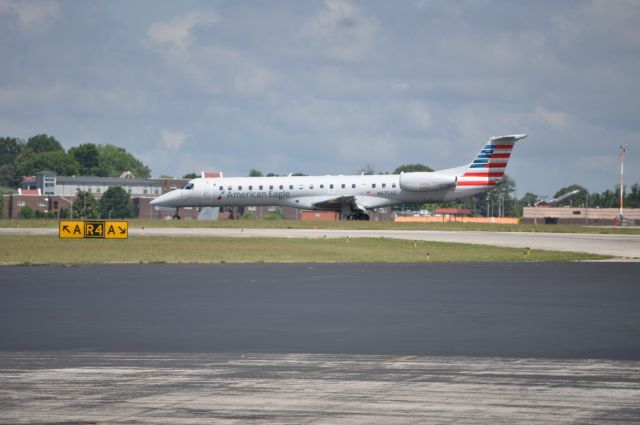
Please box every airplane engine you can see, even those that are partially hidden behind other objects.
[399,172,457,192]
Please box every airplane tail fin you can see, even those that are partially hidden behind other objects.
[456,134,527,187]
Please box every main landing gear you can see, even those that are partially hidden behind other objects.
[173,207,181,220]
[347,210,370,221]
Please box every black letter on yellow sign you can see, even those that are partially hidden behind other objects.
[107,224,115,236]
[85,222,104,238]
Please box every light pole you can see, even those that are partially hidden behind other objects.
[585,191,589,226]
[619,145,628,223]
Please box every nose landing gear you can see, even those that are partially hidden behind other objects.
[173,207,181,220]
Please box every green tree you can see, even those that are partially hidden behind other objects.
[0,137,25,187]
[459,175,517,217]
[264,210,284,220]
[626,183,640,208]
[69,143,102,175]
[182,172,198,179]
[72,190,99,219]
[393,163,434,174]
[17,150,80,176]
[591,189,618,208]
[25,134,63,154]
[520,192,541,207]
[34,210,53,219]
[58,208,71,219]
[97,144,151,178]
[99,186,132,218]
[0,188,15,219]
[249,169,263,177]
[20,205,35,219]
[240,211,258,220]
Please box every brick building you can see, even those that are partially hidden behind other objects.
[2,172,196,220]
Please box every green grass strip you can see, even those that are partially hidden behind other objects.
[1,219,638,235]
[0,235,607,265]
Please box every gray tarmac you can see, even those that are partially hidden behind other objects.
[2,352,639,424]
[1,263,639,423]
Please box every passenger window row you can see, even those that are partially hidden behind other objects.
[217,182,397,191]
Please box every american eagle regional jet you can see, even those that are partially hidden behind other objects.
[150,134,527,220]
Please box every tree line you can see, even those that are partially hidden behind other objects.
[3,135,638,219]
[0,134,151,188]
[440,181,640,218]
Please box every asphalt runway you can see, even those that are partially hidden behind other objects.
[2,227,640,257]
[1,263,639,358]
[2,263,639,423]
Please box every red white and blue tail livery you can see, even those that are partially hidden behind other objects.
[151,134,527,220]
[457,134,526,187]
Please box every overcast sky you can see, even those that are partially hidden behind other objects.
[1,0,638,195]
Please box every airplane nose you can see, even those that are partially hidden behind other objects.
[150,190,181,207]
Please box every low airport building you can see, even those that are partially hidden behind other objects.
[2,171,198,220]
[522,206,639,225]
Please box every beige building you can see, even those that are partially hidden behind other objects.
[522,207,639,225]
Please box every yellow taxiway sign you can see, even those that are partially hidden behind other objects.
[58,220,85,238]
[59,220,128,239]
[104,221,128,239]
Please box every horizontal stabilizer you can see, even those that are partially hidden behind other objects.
[490,134,527,143]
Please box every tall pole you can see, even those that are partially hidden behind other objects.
[619,145,628,221]
[585,191,589,226]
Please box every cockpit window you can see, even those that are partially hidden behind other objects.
[184,183,194,190]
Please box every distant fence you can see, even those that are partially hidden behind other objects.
[395,216,520,225]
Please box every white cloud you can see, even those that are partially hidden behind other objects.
[145,11,218,52]
[0,0,60,31]
[531,106,568,129]
[406,101,431,131]
[303,0,378,61]
[233,67,279,96]
[161,130,188,150]
[2,2,639,193]
[143,11,278,97]
[583,0,640,47]
[337,133,397,165]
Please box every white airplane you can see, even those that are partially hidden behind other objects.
[150,134,527,220]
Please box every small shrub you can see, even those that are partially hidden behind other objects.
[240,211,258,220]
[20,206,35,219]
[264,210,284,221]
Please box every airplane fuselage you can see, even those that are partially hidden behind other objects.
[149,134,527,219]
[154,173,483,211]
